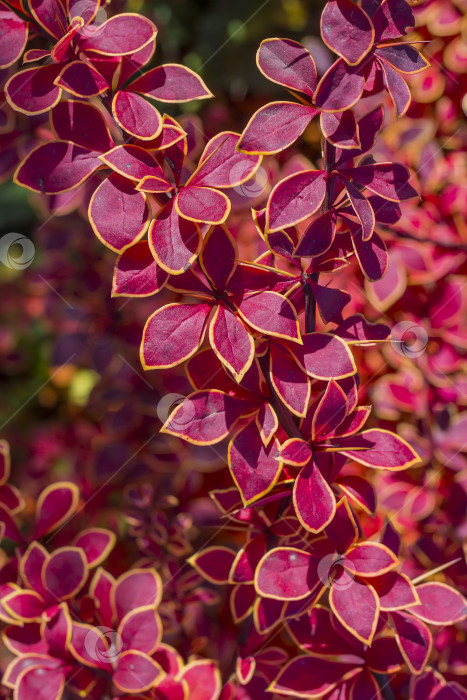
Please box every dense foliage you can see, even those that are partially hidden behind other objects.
[0,0,466,698]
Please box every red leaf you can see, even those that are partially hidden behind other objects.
[255,547,320,600]
[236,291,301,343]
[294,209,337,258]
[176,185,231,224]
[43,547,88,601]
[270,655,357,697]
[411,582,467,625]
[351,227,388,281]
[161,390,250,445]
[190,131,261,188]
[365,636,404,673]
[351,668,381,699]
[330,578,379,644]
[0,502,24,542]
[112,241,169,297]
[55,61,109,98]
[209,305,254,382]
[34,482,80,538]
[341,163,418,202]
[189,546,237,584]
[112,91,163,140]
[114,651,162,693]
[199,225,237,291]
[312,379,348,440]
[379,58,411,117]
[334,314,391,345]
[129,63,212,102]
[113,569,162,622]
[90,173,150,253]
[16,666,64,700]
[257,38,317,98]
[141,302,211,369]
[338,429,421,470]
[238,101,316,155]
[266,169,327,231]
[337,474,376,515]
[372,572,419,611]
[391,611,432,674]
[321,109,360,149]
[321,0,374,65]
[277,438,312,466]
[0,4,28,69]
[5,64,62,115]
[15,141,101,194]
[270,342,310,417]
[314,58,365,111]
[148,199,201,274]
[119,607,162,655]
[80,14,157,56]
[230,536,268,584]
[180,660,222,700]
[375,44,430,74]
[229,423,282,505]
[290,332,356,379]
[329,406,372,439]
[343,177,375,241]
[101,145,170,185]
[293,459,336,533]
[325,497,358,553]
[3,590,44,622]
[345,542,398,577]
[73,528,116,568]
[51,100,114,153]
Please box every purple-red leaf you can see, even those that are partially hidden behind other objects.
[129,63,212,102]
[15,141,101,194]
[321,0,374,66]
[229,424,282,505]
[238,101,316,155]
[266,169,327,231]
[257,38,317,98]
[293,459,336,533]
[112,241,169,297]
[237,291,301,343]
[161,390,250,445]
[141,302,211,369]
[90,173,150,253]
[148,199,201,274]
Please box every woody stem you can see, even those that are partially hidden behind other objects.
[258,351,302,440]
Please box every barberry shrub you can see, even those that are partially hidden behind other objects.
[0,0,466,698]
